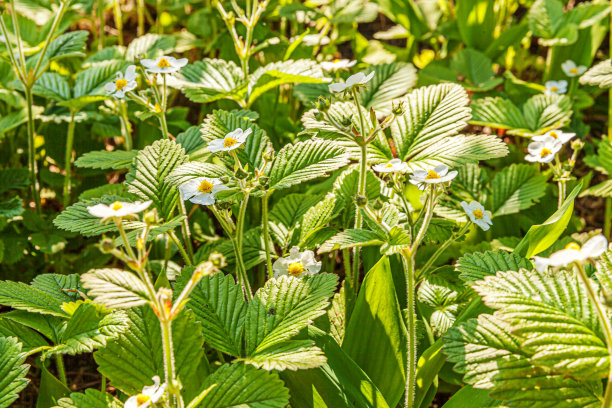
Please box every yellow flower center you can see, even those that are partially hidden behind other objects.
[385,162,394,168]
[198,180,214,194]
[136,394,151,406]
[287,261,305,277]
[549,131,558,139]
[473,209,483,219]
[550,86,559,92]
[540,148,552,158]
[154,103,162,113]
[425,170,439,179]
[332,58,341,63]
[570,68,578,74]
[565,242,581,251]
[157,58,171,68]
[224,137,238,148]
[111,201,123,211]
[116,78,128,91]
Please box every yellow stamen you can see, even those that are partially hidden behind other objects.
[385,163,394,168]
[549,131,558,139]
[569,68,578,74]
[198,180,214,194]
[136,394,151,406]
[154,103,162,113]
[224,137,238,148]
[425,170,439,179]
[115,78,128,91]
[565,242,581,251]
[550,86,559,92]
[332,58,341,63]
[540,148,552,158]
[157,58,170,68]
[111,201,123,211]
[473,209,483,220]
[287,261,305,277]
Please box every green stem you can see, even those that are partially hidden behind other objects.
[137,0,145,36]
[160,319,182,407]
[605,198,612,241]
[575,263,612,407]
[119,101,132,150]
[413,186,436,252]
[169,231,192,266]
[55,354,67,386]
[100,375,106,392]
[98,0,105,50]
[112,0,123,46]
[420,222,470,276]
[401,251,417,408]
[159,113,170,139]
[32,0,69,79]
[25,87,41,213]
[557,181,566,209]
[262,192,274,279]
[352,144,368,295]
[177,199,194,261]
[156,0,163,33]
[236,195,253,300]
[63,110,77,208]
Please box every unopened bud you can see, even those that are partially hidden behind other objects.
[219,175,230,184]
[355,195,367,207]
[372,199,384,211]
[314,110,325,121]
[99,237,115,253]
[340,115,353,127]
[217,201,232,210]
[392,101,405,116]
[144,209,157,225]
[209,251,227,268]
[263,148,275,162]
[386,179,395,188]
[235,168,248,179]
[571,139,584,150]
[259,176,269,186]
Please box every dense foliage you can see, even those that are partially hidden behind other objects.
[1,0,612,407]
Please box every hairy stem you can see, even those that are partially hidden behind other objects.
[262,192,274,278]
[137,0,145,36]
[575,263,612,407]
[25,87,41,213]
[401,251,417,408]
[55,355,68,386]
[420,222,471,276]
[112,0,123,46]
[97,0,105,50]
[63,110,77,208]
[236,196,253,300]
[177,199,194,261]
[119,100,132,151]
[169,231,192,266]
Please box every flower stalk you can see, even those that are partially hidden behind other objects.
[63,110,77,208]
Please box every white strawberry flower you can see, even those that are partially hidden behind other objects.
[544,80,567,95]
[179,177,229,206]
[141,56,188,74]
[525,136,562,163]
[87,200,152,220]
[321,59,357,72]
[104,65,137,98]
[460,201,493,231]
[272,246,321,279]
[125,376,166,408]
[409,164,458,190]
[532,129,575,145]
[208,128,251,153]
[372,158,408,174]
[534,235,608,272]
[561,60,587,77]
[329,71,375,93]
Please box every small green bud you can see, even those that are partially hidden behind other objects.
[219,175,230,184]
[144,209,157,226]
[571,138,584,151]
[259,176,270,186]
[386,179,395,188]
[355,195,368,207]
[372,199,384,211]
[217,201,232,210]
[340,115,353,127]
[392,101,405,116]
[314,110,325,121]
[263,148,275,162]
[235,168,248,179]
[99,237,115,254]
[208,251,227,268]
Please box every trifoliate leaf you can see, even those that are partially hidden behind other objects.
[81,268,150,309]
[0,337,30,408]
[455,250,533,283]
[491,163,548,215]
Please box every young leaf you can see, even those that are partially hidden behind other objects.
[175,59,246,105]
[580,59,612,88]
[318,229,384,253]
[55,389,123,408]
[81,268,150,309]
[455,250,533,284]
[357,62,417,114]
[244,340,326,371]
[74,150,138,170]
[491,163,547,215]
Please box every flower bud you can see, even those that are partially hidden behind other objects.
[259,176,270,186]
[314,110,325,121]
[355,195,368,207]
[315,96,331,112]
[386,179,395,188]
[219,175,230,184]
[217,201,232,210]
[154,103,162,113]
[209,251,227,268]
[136,237,145,250]
[392,101,405,116]
[372,199,384,211]
[263,148,275,162]
[340,115,353,127]
[144,209,157,226]
[99,237,115,253]
[571,139,584,151]
[235,168,248,179]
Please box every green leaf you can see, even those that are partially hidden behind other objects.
[176,59,246,104]
[444,314,602,407]
[441,385,501,408]
[29,233,67,255]
[73,60,129,98]
[166,162,231,186]
[94,306,204,396]
[37,365,71,408]
[0,318,48,353]
[470,94,572,137]
[0,168,30,193]
[81,268,150,309]
[491,164,548,216]
[126,139,189,220]
[32,73,71,101]
[74,150,138,170]
[33,30,88,68]
[0,196,25,218]
[580,59,612,88]
[175,272,246,357]
[54,389,123,408]
[318,229,384,253]
[0,281,68,317]
[0,106,43,136]
[328,285,345,345]
[245,274,338,355]
[450,48,500,90]
[193,363,290,408]
[268,139,350,190]
[455,250,533,284]
[527,0,565,39]
[215,227,270,270]
[581,180,612,198]
[358,62,417,114]
[455,0,496,51]
[248,60,328,104]
[281,326,391,408]
[0,337,30,408]
[514,182,581,258]
[342,256,407,407]
[244,340,326,371]
[299,196,339,245]
[475,268,609,379]
[47,301,128,357]
[124,34,175,61]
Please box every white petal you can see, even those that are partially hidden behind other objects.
[548,248,583,266]
[87,203,113,218]
[533,256,550,272]
[329,82,347,93]
[363,71,375,83]
[104,82,116,93]
[433,164,448,176]
[208,139,226,152]
[124,396,140,408]
[173,58,188,68]
[141,59,156,69]
[582,235,608,259]
[125,65,137,81]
